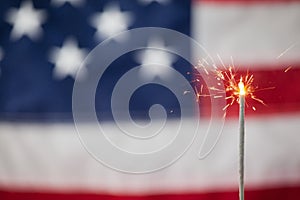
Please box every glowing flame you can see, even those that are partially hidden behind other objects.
[238,78,246,96]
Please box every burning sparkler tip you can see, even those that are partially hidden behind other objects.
[238,79,246,96]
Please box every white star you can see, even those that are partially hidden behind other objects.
[5,1,47,41]
[135,38,176,80]
[89,3,133,42]
[138,0,171,5]
[51,0,85,7]
[49,38,88,80]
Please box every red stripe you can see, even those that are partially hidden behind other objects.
[0,185,300,200]
[195,65,300,117]
[194,0,300,4]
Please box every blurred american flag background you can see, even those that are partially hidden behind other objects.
[0,0,300,199]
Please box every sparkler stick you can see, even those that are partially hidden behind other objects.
[195,59,273,200]
[238,80,246,200]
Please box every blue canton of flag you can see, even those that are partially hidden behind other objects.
[0,0,192,121]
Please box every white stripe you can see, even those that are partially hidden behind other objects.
[192,1,300,68]
[0,114,300,194]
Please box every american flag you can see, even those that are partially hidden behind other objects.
[0,0,300,199]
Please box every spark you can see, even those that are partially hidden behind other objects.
[198,60,209,75]
[194,86,200,102]
[194,56,273,113]
[213,95,223,99]
[200,84,203,93]
[284,66,292,73]
[277,42,298,59]
[217,54,226,69]
[215,68,266,110]
[183,90,190,95]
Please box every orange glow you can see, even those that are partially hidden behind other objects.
[238,79,246,96]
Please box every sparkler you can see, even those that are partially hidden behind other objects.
[238,79,245,200]
[214,68,275,200]
[212,70,249,200]
[194,58,273,200]
[215,71,257,200]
